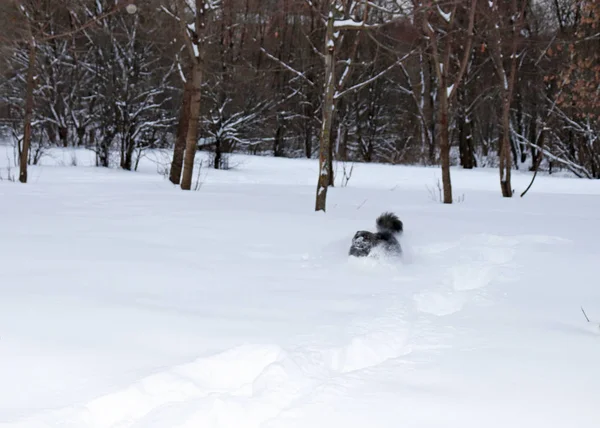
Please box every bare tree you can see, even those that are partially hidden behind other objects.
[163,0,215,190]
[417,0,478,204]
[311,0,407,211]
[486,0,527,197]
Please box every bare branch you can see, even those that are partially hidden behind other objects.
[335,52,412,100]
[259,47,315,87]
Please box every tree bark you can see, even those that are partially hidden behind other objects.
[170,76,192,184]
[121,133,136,171]
[19,38,37,184]
[214,139,222,169]
[517,88,527,164]
[457,85,475,169]
[458,111,475,169]
[273,113,283,157]
[304,126,312,159]
[426,57,436,165]
[327,118,335,187]
[438,89,453,203]
[180,63,203,191]
[520,130,544,197]
[500,30,520,196]
[499,98,513,197]
[59,126,68,148]
[489,0,526,198]
[315,12,335,212]
[528,110,538,171]
[77,126,85,147]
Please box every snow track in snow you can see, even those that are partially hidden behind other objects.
[413,234,518,316]
[4,233,541,428]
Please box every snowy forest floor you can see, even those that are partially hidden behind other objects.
[1,146,600,427]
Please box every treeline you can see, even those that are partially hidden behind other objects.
[0,1,598,207]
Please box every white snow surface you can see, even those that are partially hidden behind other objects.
[1,147,600,427]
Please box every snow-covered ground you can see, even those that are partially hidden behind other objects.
[1,146,599,427]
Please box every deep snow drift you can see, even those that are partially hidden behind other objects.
[1,146,599,427]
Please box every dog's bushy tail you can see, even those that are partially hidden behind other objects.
[376,212,403,234]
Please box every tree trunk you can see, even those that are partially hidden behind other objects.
[490,0,525,198]
[338,122,349,161]
[121,135,136,171]
[510,134,519,169]
[214,139,222,169]
[59,126,68,148]
[304,126,312,159]
[315,12,335,212]
[98,145,110,167]
[458,114,475,169]
[499,105,513,197]
[19,39,37,184]
[170,77,192,184]
[180,63,203,191]
[427,58,436,165]
[498,70,514,196]
[528,111,538,170]
[520,130,544,197]
[438,89,453,203]
[77,126,86,147]
[517,88,527,164]
[327,117,335,187]
[421,0,477,202]
[457,86,475,169]
[97,130,112,168]
[89,129,95,150]
[273,115,283,157]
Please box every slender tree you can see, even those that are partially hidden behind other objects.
[164,0,213,190]
[312,0,407,211]
[418,0,478,204]
[487,0,527,197]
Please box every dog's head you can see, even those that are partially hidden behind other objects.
[349,230,378,257]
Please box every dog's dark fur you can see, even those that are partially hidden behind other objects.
[349,212,403,258]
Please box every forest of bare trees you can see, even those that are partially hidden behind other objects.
[0,0,598,209]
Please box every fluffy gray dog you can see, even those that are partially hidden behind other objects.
[348,212,403,258]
